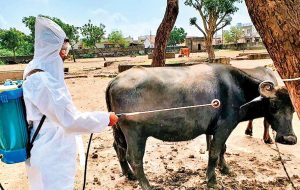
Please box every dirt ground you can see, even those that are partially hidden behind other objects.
[1,50,300,190]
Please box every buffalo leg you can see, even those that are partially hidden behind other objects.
[263,119,273,144]
[245,120,253,136]
[206,135,212,151]
[207,122,236,188]
[125,134,151,190]
[113,141,136,180]
[113,126,136,180]
[218,144,230,175]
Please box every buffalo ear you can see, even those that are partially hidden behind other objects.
[239,96,265,121]
[259,81,276,98]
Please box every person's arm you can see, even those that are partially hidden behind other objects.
[23,73,113,134]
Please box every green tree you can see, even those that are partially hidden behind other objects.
[23,16,80,62]
[65,25,80,62]
[22,16,35,42]
[49,17,80,62]
[0,28,28,60]
[108,30,129,48]
[80,20,106,60]
[17,39,33,56]
[185,0,241,61]
[223,26,243,48]
[167,26,187,47]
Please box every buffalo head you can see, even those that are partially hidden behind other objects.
[241,81,297,145]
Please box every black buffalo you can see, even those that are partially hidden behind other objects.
[207,66,278,149]
[106,64,297,189]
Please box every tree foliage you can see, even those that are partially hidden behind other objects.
[80,20,106,60]
[22,16,36,41]
[0,28,32,59]
[23,16,79,43]
[108,30,129,48]
[22,15,80,61]
[50,17,80,48]
[80,20,105,48]
[223,26,243,44]
[185,0,241,60]
[167,26,187,46]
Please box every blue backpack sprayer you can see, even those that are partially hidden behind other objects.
[0,80,28,163]
[0,78,45,164]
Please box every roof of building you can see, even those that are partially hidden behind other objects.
[138,35,156,44]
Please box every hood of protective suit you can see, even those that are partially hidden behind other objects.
[24,16,66,83]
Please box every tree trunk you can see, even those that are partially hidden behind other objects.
[71,45,76,62]
[95,46,106,61]
[206,33,215,61]
[13,50,16,62]
[152,0,179,67]
[245,0,300,118]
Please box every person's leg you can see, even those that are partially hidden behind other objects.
[26,126,77,190]
[26,162,43,190]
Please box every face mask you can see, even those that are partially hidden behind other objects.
[62,42,71,56]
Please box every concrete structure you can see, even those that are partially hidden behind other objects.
[185,36,206,53]
[213,34,222,45]
[138,35,155,48]
[72,39,118,49]
[125,36,134,43]
[237,23,262,43]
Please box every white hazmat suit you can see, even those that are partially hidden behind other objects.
[23,17,110,190]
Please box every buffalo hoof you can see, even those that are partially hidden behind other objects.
[245,128,253,136]
[120,172,137,181]
[220,165,230,175]
[207,176,218,189]
[207,182,222,190]
[140,184,153,190]
[264,137,273,144]
[127,173,137,181]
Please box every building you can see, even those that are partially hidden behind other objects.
[213,34,222,45]
[185,36,206,53]
[237,23,262,43]
[72,39,116,49]
[138,35,156,48]
[125,36,134,44]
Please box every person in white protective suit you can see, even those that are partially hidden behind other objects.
[22,16,119,190]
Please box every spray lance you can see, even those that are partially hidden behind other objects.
[82,99,221,190]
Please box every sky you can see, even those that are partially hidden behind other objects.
[0,0,253,39]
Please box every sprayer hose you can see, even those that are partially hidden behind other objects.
[82,133,93,190]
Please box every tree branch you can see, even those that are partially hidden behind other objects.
[193,22,207,38]
[216,13,228,27]
[195,1,209,33]
[215,21,230,34]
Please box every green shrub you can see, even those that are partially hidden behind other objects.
[82,53,95,58]
[0,48,14,57]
